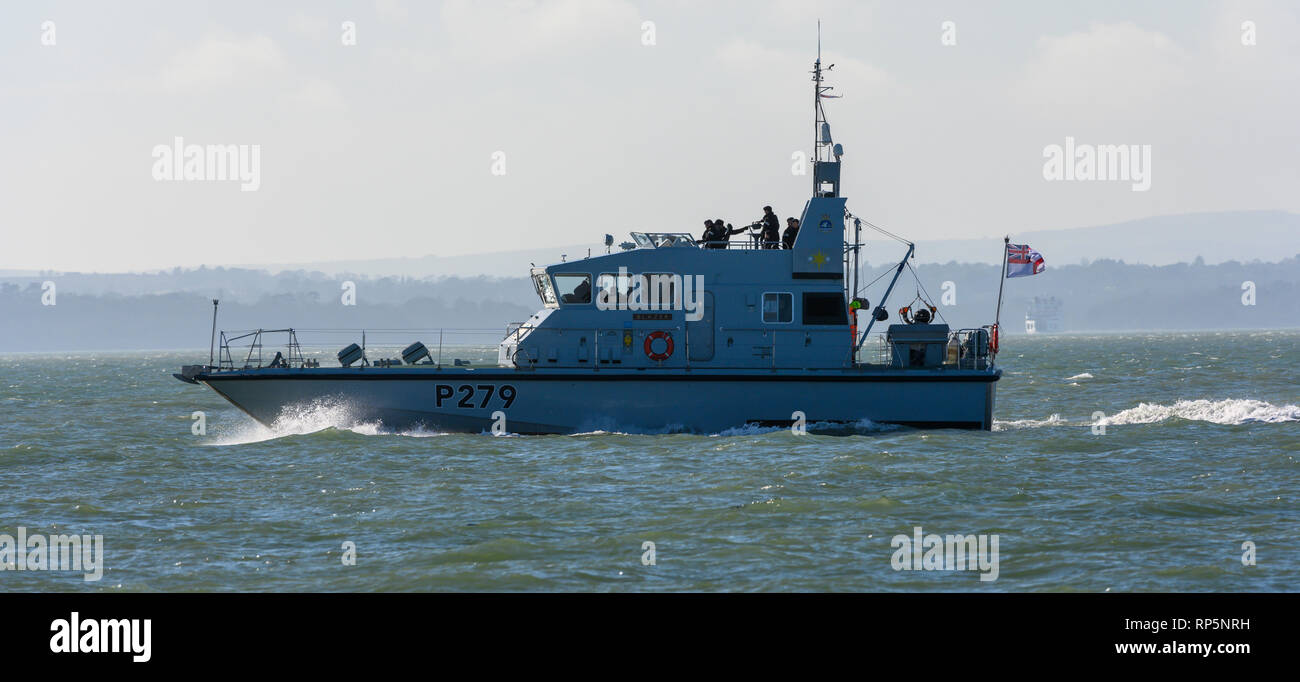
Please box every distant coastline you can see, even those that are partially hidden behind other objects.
[2,255,1296,352]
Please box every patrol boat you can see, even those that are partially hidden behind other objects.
[174,47,1003,433]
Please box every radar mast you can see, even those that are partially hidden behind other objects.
[812,21,842,198]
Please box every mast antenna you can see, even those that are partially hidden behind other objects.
[813,21,822,193]
[812,21,839,196]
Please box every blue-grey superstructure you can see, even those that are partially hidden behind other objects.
[175,45,1002,433]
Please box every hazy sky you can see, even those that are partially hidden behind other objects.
[3,0,1297,273]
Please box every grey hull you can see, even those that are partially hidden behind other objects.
[201,367,999,434]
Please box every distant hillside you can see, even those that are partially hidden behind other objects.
[4,211,1289,281]
[2,257,1296,352]
[0,272,536,352]
[902,210,1299,267]
[250,210,1300,275]
[854,257,1300,333]
[234,244,596,279]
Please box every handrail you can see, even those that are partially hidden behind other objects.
[214,327,501,371]
[629,231,784,250]
[210,324,995,373]
[697,238,784,250]
[851,328,995,369]
[216,328,305,370]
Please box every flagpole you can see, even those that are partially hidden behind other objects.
[994,235,1009,337]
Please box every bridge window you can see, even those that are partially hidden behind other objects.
[555,274,592,305]
[641,273,680,309]
[802,292,848,325]
[597,272,635,304]
[762,292,792,324]
[532,272,558,308]
[596,273,681,310]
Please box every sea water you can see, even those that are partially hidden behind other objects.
[1,331,1296,591]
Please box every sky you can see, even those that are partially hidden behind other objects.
[2,0,1297,273]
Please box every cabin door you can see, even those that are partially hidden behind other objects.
[687,292,714,361]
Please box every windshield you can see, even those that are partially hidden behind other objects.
[532,271,558,308]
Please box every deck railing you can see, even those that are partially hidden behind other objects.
[697,237,784,250]
[209,324,995,372]
[853,327,994,369]
[212,327,507,371]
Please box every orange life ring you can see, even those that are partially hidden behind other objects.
[644,331,674,361]
[989,324,999,354]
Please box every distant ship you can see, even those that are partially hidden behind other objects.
[1025,296,1064,334]
[174,38,1004,432]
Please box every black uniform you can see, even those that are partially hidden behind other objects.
[782,222,800,250]
[700,222,719,248]
[760,213,781,249]
[703,220,745,249]
[718,222,745,247]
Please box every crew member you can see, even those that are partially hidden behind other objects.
[782,217,800,249]
[700,219,717,247]
[714,218,745,248]
[570,277,591,304]
[759,206,781,249]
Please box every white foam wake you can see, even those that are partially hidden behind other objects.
[723,418,902,436]
[714,423,785,437]
[842,418,905,433]
[565,418,901,438]
[207,400,376,445]
[993,414,1066,431]
[1099,399,1300,426]
[206,399,446,445]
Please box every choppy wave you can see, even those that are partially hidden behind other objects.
[833,418,904,434]
[715,418,902,437]
[1099,399,1300,426]
[213,413,904,442]
[713,423,785,437]
[207,397,1296,445]
[567,420,899,438]
[993,414,1066,431]
[207,400,445,445]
